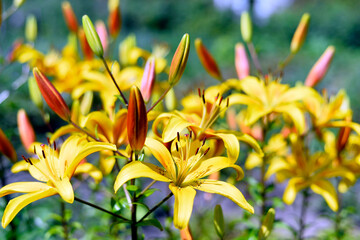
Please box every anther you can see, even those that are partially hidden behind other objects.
[53,141,57,150]
[47,137,51,145]
[33,145,36,154]
[197,88,201,97]
[195,147,200,155]
[202,138,206,146]
[226,98,229,107]
[177,132,180,142]
[203,147,210,156]
[22,155,28,162]
[202,94,206,104]
[189,131,193,139]
[175,142,179,152]
[215,93,219,101]
[218,96,223,105]
[27,158,33,165]
[42,150,46,159]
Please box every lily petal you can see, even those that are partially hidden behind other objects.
[275,105,305,134]
[0,182,52,198]
[74,162,103,184]
[163,116,193,143]
[311,179,338,211]
[169,183,196,229]
[11,160,29,173]
[114,161,171,193]
[283,178,308,205]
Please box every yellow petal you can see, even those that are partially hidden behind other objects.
[0,182,52,198]
[163,116,193,143]
[283,178,308,205]
[50,125,79,142]
[210,133,239,163]
[240,77,267,104]
[265,157,289,180]
[325,121,360,136]
[2,188,57,228]
[275,105,305,134]
[52,177,74,203]
[310,179,338,211]
[228,93,262,107]
[114,161,171,193]
[74,162,103,184]
[244,152,263,170]
[192,179,254,214]
[11,160,29,173]
[144,138,176,178]
[169,183,196,229]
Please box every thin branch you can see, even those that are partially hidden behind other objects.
[147,86,171,113]
[137,192,173,223]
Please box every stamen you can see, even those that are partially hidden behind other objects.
[215,93,219,101]
[202,93,206,104]
[195,147,200,155]
[226,98,229,107]
[53,141,57,150]
[22,155,28,162]
[42,150,46,159]
[27,158,33,165]
[189,130,192,139]
[177,132,180,142]
[47,137,51,145]
[175,142,179,152]
[33,145,36,154]
[203,147,210,156]
[202,138,206,146]
[197,88,201,97]
[218,96,223,105]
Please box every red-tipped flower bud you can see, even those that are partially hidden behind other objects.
[290,13,310,54]
[33,67,71,121]
[95,20,109,53]
[168,33,190,86]
[17,109,36,151]
[62,1,78,33]
[108,0,121,37]
[305,46,335,87]
[195,38,222,80]
[127,86,148,152]
[140,57,156,102]
[82,15,104,57]
[78,28,93,60]
[0,128,17,162]
[235,43,250,79]
[240,11,252,43]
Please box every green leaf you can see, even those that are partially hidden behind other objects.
[214,205,225,239]
[136,219,163,231]
[141,188,159,198]
[126,185,139,192]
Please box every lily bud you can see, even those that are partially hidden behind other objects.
[337,116,351,153]
[127,86,148,152]
[33,68,71,121]
[78,28,93,59]
[62,1,78,33]
[80,91,93,116]
[95,20,109,53]
[28,76,43,109]
[13,0,26,8]
[17,109,36,151]
[0,128,17,162]
[259,208,275,240]
[290,13,310,54]
[194,38,222,80]
[165,88,177,111]
[25,14,37,42]
[108,0,121,37]
[82,15,104,57]
[140,57,156,102]
[240,11,252,43]
[168,33,190,86]
[213,205,225,239]
[235,43,250,79]
[305,46,335,87]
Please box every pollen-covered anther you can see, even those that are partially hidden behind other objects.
[203,147,210,156]
[53,141,57,150]
[177,132,180,142]
[42,150,46,159]
[176,142,179,152]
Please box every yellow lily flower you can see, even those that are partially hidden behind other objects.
[114,135,254,229]
[0,135,116,228]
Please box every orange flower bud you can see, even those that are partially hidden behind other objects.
[0,128,16,162]
[337,117,351,153]
[17,109,36,151]
[78,28,94,60]
[240,11,252,43]
[33,67,71,121]
[140,57,156,102]
[235,43,250,79]
[194,38,222,80]
[168,33,190,86]
[95,20,109,53]
[290,13,310,54]
[108,2,121,38]
[305,46,335,87]
[62,1,78,33]
[127,86,148,152]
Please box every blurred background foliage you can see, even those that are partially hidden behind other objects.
[1,0,360,238]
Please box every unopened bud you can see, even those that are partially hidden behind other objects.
[78,28,93,59]
[82,15,104,57]
[25,14,37,42]
[259,208,275,240]
[62,1,78,33]
[17,109,36,151]
[95,20,109,53]
[108,0,121,37]
[290,13,310,54]
[80,91,93,116]
[165,88,177,111]
[119,34,136,66]
[195,38,222,80]
[305,46,335,87]
[168,33,190,86]
[140,57,156,102]
[28,76,43,109]
[127,86,148,152]
[235,43,250,79]
[33,67,71,121]
[337,116,351,153]
[241,11,252,43]
[13,0,26,8]
[0,128,17,162]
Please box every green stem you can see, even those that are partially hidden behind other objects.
[298,188,310,240]
[147,85,172,113]
[139,180,156,196]
[74,197,129,221]
[61,201,69,240]
[137,192,173,223]
[246,42,263,76]
[274,53,294,75]
[131,179,138,240]
[335,180,342,240]
[70,120,99,141]
[101,57,128,106]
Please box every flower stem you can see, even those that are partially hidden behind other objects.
[101,57,128,106]
[74,197,129,221]
[147,86,171,113]
[137,192,173,223]
[335,180,343,240]
[246,42,263,76]
[139,180,156,196]
[298,188,310,240]
[70,120,99,141]
[131,179,138,240]
[61,201,69,240]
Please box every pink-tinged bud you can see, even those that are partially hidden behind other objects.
[194,38,222,80]
[33,68,71,121]
[127,86,148,152]
[78,28,94,60]
[235,43,250,79]
[108,4,121,37]
[140,57,156,102]
[168,33,190,86]
[17,109,36,151]
[62,1,78,33]
[0,128,17,162]
[290,13,310,54]
[305,46,335,87]
[95,20,109,53]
